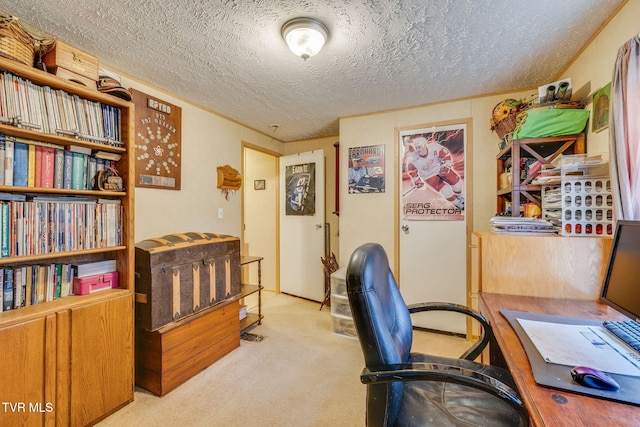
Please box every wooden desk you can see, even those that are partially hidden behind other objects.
[479,292,640,427]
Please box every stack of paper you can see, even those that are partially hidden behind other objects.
[490,216,558,234]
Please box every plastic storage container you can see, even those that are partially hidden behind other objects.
[331,313,357,339]
[560,178,613,237]
[330,268,356,339]
[330,294,352,317]
[330,267,347,297]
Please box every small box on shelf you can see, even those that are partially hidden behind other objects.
[73,271,118,295]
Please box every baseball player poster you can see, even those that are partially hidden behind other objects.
[400,124,466,220]
[347,145,385,193]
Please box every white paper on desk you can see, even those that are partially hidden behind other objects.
[517,318,640,377]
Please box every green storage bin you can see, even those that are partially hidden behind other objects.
[513,108,589,139]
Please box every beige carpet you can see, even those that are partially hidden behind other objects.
[97,292,472,427]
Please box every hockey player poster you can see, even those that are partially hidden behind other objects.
[348,145,385,193]
[400,124,466,221]
[285,162,316,215]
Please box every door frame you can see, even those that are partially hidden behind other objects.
[242,142,281,293]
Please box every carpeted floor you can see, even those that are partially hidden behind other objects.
[97,292,472,426]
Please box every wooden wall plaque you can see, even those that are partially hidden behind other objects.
[131,89,182,189]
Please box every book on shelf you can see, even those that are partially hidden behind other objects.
[3,268,14,311]
[40,146,56,188]
[71,152,87,190]
[27,144,36,187]
[1,202,10,257]
[0,136,5,186]
[93,151,122,162]
[54,148,64,189]
[25,266,33,307]
[13,267,25,309]
[36,265,46,304]
[63,150,73,189]
[73,259,117,278]
[12,142,28,187]
[0,70,123,144]
[34,145,42,187]
[4,139,13,186]
[67,145,92,156]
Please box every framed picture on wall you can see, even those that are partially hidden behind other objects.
[254,179,266,190]
[399,124,466,221]
[592,82,611,133]
[347,145,385,193]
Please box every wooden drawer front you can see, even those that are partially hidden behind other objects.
[0,317,48,426]
[135,233,241,331]
[135,301,240,396]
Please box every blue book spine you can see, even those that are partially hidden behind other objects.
[3,268,14,311]
[12,142,29,187]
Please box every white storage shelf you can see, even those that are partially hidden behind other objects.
[330,267,357,339]
[543,178,613,237]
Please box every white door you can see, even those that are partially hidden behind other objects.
[398,124,469,334]
[280,150,325,301]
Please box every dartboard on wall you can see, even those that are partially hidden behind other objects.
[131,89,182,190]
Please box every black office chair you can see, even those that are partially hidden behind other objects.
[346,242,528,427]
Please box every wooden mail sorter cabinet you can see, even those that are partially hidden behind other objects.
[0,56,134,426]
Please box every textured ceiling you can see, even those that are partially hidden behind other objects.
[1,0,625,142]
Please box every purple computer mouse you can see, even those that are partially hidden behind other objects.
[571,366,620,391]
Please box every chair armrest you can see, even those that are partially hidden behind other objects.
[407,302,493,360]
[361,362,528,423]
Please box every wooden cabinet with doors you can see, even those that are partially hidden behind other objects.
[0,55,134,426]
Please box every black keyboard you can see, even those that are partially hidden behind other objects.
[603,320,640,352]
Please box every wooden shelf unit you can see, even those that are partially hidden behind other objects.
[240,255,263,331]
[496,133,585,216]
[0,56,134,426]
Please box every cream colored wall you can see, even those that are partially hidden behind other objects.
[243,147,278,291]
[338,0,637,268]
[113,76,285,242]
[284,136,340,258]
[338,95,523,268]
[563,0,639,155]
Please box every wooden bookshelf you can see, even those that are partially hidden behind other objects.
[0,56,134,426]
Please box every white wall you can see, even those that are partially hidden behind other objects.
[111,76,285,243]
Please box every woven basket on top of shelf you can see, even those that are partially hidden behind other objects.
[490,99,527,140]
[0,13,55,66]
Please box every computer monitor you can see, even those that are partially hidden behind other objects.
[600,220,640,322]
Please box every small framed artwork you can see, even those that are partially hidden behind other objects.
[592,82,611,133]
[254,179,266,190]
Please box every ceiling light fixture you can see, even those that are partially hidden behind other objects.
[281,17,328,61]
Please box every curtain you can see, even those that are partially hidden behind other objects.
[610,35,640,221]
